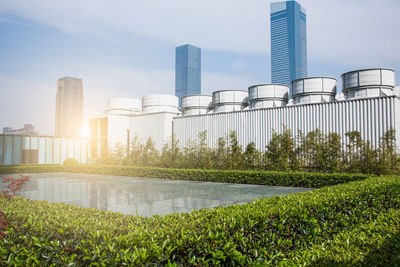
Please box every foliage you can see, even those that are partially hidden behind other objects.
[227,131,244,169]
[214,137,228,170]
[243,142,260,170]
[159,135,182,168]
[101,129,400,175]
[0,175,30,239]
[62,158,79,166]
[377,129,400,174]
[0,164,372,189]
[264,128,298,171]
[287,208,400,266]
[1,175,399,265]
[196,131,214,169]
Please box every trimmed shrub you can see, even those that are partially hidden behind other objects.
[287,208,400,266]
[0,176,399,265]
[63,158,79,166]
[0,164,372,188]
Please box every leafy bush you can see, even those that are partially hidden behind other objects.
[0,165,372,188]
[287,208,400,266]
[0,175,30,239]
[1,175,399,265]
[62,158,79,166]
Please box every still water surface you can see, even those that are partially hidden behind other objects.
[1,173,311,217]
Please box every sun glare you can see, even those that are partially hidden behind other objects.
[81,125,90,138]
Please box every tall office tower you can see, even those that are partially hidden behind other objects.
[175,44,201,107]
[55,77,83,137]
[270,0,307,96]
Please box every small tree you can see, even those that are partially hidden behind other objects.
[160,135,182,168]
[377,129,400,174]
[112,142,126,165]
[326,132,343,172]
[299,129,326,171]
[181,140,198,169]
[228,131,243,169]
[142,137,159,167]
[264,128,297,171]
[214,137,228,169]
[197,131,213,169]
[243,142,260,170]
[126,135,142,166]
[345,131,378,174]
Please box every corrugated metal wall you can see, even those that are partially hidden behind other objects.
[173,96,400,151]
[130,112,177,149]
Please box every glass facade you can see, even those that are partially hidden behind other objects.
[45,137,53,164]
[31,137,38,164]
[270,0,307,97]
[38,137,45,164]
[54,138,61,164]
[74,139,81,162]
[4,136,12,164]
[12,136,22,165]
[67,139,74,159]
[175,44,201,107]
[22,137,30,164]
[81,140,88,164]
[61,138,67,164]
[0,136,3,165]
[0,135,88,165]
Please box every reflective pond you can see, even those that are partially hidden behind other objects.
[0,173,312,217]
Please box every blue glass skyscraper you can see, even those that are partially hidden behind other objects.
[270,0,307,96]
[175,44,201,107]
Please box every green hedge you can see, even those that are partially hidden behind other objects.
[287,208,400,266]
[1,176,400,265]
[0,164,372,188]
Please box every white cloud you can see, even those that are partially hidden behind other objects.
[0,0,399,67]
[0,0,268,53]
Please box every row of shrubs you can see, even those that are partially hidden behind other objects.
[98,129,400,175]
[1,175,399,265]
[0,164,372,188]
[287,208,400,266]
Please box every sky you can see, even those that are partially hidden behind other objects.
[0,0,399,135]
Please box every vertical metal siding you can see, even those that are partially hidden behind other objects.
[173,96,400,151]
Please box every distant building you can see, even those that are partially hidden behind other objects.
[175,44,201,107]
[270,0,307,96]
[55,77,83,138]
[2,124,38,136]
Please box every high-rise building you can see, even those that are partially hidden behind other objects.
[55,77,83,137]
[175,44,201,107]
[270,0,307,96]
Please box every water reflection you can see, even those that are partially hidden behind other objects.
[0,173,311,217]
